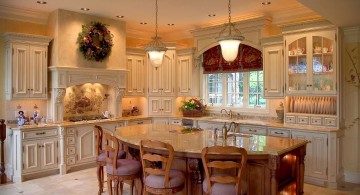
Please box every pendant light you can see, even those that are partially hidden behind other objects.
[146,0,167,69]
[216,0,244,62]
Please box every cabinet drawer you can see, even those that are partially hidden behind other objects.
[67,128,76,135]
[268,128,290,138]
[66,137,76,145]
[310,117,322,125]
[323,117,336,127]
[297,116,309,125]
[285,115,296,124]
[23,129,58,140]
[170,119,182,125]
[128,119,152,126]
[67,156,76,165]
[67,147,76,156]
[240,125,267,135]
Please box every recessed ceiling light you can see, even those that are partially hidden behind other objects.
[262,2,271,5]
[81,8,90,11]
[167,24,174,26]
[36,1,47,4]
[208,14,216,17]
[116,15,124,18]
[140,22,147,25]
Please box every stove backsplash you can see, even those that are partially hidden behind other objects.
[63,83,110,121]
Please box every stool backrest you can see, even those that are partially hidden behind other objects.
[103,132,120,174]
[201,146,247,194]
[94,125,103,157]
[140,140,174,188]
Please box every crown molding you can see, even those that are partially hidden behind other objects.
[0,5,48,24]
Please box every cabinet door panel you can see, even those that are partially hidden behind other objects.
[178,56,192,95]
[149,97,162,115]
[23,141,41,173]
[292,131,328,179]
[162,98,173,115]
[76,127,95,163]
[263,44,284,98]
[12,44,29,98]
[162,54,175,95]
[30,46,47,98]
[42,139,58,170]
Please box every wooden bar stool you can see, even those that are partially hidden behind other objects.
[201,146,248,195]
[104,132,142,195]
[140,139,185,195]
[94,125,126,195]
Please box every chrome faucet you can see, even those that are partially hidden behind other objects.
[222,122,237,140]
[220,109,233,119]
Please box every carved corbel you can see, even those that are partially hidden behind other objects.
[115,88,125,102]
[54,88,66,103]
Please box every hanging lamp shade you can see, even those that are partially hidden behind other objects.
[216,0,245,62]
[146,0,167,68]
[146,37,167,68]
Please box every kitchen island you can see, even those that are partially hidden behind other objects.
[115,123,308,195]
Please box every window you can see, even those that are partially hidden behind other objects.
[204,71,266,109]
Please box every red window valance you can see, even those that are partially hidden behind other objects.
[202,44,263,74]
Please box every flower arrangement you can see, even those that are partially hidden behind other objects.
[77,21,113,62]
[179,98,207,117]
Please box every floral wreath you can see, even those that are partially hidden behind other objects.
[77,21,113,62]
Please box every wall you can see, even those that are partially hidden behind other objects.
[342,26,360,183]
[0,18,48,120]
[48,9,126,69]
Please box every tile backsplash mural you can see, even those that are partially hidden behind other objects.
[64,84,108,120]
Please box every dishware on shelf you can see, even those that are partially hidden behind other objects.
[296,48,305,55]
[314,46,322,53]
[322,47,328,53]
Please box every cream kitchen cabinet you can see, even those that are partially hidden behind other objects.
[3,32,52,100]
[176,49,193,97]
[282,25,339,128]
[148,49,175,96]
[64,122,119,172]
[126,48,146,96]
[148,97,174,116]
[285,30,337,95]
[7,127,58,182]
[291,131,328,181]
[261,36,284,98]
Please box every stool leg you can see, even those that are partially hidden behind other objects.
[97,165,102,195]
[114,179,119,195]
[107,175,113,195]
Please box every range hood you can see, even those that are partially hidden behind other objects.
[48,66,128,123]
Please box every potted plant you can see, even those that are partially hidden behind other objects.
[179,98,207,117]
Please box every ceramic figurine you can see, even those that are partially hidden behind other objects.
[17,111,26,126]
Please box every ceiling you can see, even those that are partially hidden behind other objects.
[0,0,359,41]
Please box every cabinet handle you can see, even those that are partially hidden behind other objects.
[274,132,284,134]
[36,132,46,135]
[137,121,143,124]
[249,129,257,132]
[264,88,267,90]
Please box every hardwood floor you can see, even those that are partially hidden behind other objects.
[0,167,359,195]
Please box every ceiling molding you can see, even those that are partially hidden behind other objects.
[0,5,48,24]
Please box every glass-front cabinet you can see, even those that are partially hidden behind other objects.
[285,30,336,95]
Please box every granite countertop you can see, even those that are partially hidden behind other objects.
[114,123,308,156]
[7,115,340,132]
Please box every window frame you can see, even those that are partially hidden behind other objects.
[201,70,269,114]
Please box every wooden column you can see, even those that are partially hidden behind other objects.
[268,155,280,195]
[0,119,7,184]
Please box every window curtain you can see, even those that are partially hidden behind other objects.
[202,44,262,74]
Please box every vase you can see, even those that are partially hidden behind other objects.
[182,110,204,117]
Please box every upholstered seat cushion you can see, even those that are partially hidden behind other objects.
[202,174,247,195]
[144,169,185,189]
[106,159,141,176]
[97,150,126,162]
